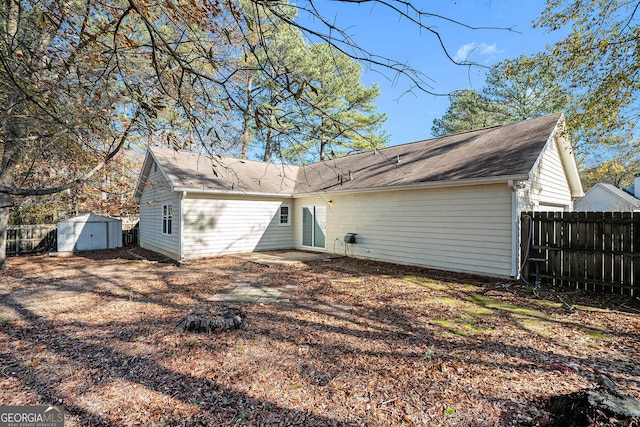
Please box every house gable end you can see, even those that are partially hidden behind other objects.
[134,150,176,201]
[524,115,582,210]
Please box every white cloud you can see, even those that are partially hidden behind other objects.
[454,42,502,62]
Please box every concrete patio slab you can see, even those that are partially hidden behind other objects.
[209,282,293,303]
[233,251,340,267]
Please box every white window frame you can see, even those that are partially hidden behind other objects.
[162,204,173,235]
[301,205,327,249]
[279,204,291,226]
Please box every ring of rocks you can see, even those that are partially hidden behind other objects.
[175,306,245,333]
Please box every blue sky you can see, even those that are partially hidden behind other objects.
[299,0,567,145]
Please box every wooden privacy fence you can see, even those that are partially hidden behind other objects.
[122,227,139,246]
[6,224,139,256]
[521,211,640,295]
[6,225,57,256]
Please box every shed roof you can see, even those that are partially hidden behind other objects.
[58,214,121,223]
[135,113,581,199]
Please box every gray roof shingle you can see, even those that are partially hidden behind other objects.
[150,149,300,195]
[144,113,564,197]
[295,113,562,194]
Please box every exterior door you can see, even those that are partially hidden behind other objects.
[76,222,108,251]
[302,206,326,249]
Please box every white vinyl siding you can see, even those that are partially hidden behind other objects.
[138,160,181,259]
[294,184,514,277]
[181,195,294,258]
[525,135,573,211]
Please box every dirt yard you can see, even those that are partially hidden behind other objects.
[1,249,639,426]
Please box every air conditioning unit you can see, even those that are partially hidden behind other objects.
[344,233,357,244]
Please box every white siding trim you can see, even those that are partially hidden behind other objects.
[294,174,529,198]
[509,181,520,278]
[521,131,574,212]
[179,192,185,260]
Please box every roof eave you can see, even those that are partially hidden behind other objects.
[292,174,530,198]
[133,151,153,202]
[556,132,584,198]
[174,187,294,198]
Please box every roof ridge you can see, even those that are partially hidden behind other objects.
[150,146,299,168]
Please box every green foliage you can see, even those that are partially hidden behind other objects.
[483,55,570,122]
[233,1,388,163]
[432,55,572,137]
[282,44,389,162]
[431,89,508,137]
[0,0,237,264]
[535,0,640,145]
[579,140,639,189]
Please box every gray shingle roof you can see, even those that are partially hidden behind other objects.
[149,149,300,195]
[295,114,563,194]
[140,113,566,198]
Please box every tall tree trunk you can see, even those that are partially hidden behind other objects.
[0,96,22,267]
[263,127,273,162]
[241,74,253,160]
[319,140,327,161]
[319,116,329,160]
[0,193,12,267]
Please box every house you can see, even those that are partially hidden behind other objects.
[574,179,640,211]
[134,113,583,278]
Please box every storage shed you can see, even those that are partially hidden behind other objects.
[57,214,122,253]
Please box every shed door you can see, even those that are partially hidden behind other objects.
[302,206,326,249]
[76,222,108,251]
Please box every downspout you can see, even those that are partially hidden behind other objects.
[179,191,186,262]
[508,180,525,278]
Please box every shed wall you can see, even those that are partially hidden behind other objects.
[181,194,294,259]
[57,215,122,252]
[294,184,514,277]
[573,186,638,211]
[138,160,182,259]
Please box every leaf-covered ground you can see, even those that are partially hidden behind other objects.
[1,250,639,426]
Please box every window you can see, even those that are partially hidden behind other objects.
[279,205,290,226]
[162,204,173,235]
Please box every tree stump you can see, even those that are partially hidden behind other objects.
[546,389,640,426]
[175,306,245,333]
